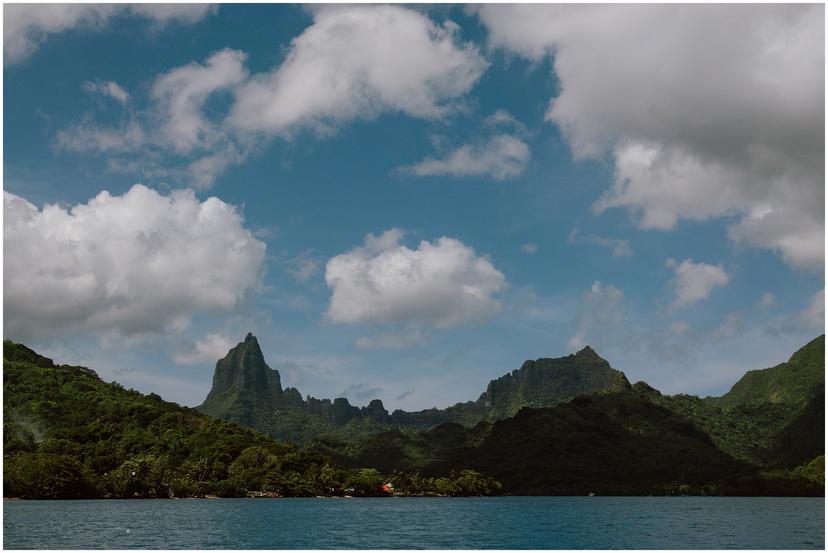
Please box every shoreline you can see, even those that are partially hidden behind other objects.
[5,493,823,501]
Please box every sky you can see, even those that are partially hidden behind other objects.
[3,3,825,410]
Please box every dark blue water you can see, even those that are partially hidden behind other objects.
[4,497,824,549]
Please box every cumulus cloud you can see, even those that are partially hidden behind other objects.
[476,4,824,270]
[230,5,488,134]
[567,281,625,350]
[399,134,530,181]
[666,258,730,309]
[173,333,235,365]
[4,4,215,64]
[325,228,505,329]
[55,6,486,190]
[4,185,266,341]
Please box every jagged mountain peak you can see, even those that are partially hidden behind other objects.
[200,333,282,407]
[575,345,602,360]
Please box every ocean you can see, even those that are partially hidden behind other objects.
[3,496,824,549]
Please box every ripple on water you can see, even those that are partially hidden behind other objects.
[3,496,825,550]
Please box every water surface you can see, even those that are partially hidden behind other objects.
[4,496,824,549]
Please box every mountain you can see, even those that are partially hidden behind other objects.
[197,334,393,444]
[712,334,824,409]
[389,345,631,428]
[312,337,824,496]
[315,383,822,496]
[3,340,500,499]
[4,337,822,498]
[197,334,632,443]
[640,335,825,469]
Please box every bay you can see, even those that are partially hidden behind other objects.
[4,496,824,549]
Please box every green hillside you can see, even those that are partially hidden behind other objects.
[313,337,824,496]
[317,387,822,496]
[5,335,822,498]
[712,335,824,409]
[3,341,498,499]
[198,334,633,443]
[641,336,825,468]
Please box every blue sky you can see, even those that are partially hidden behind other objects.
[3,4,824,410]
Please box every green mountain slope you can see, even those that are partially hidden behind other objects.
[5,336,822,498]
[444,392,752,495]
[318,387,822,496]
[3,341,499,499]
[390,345,631,428]
[197,334,631,443]
[314,337,824,496]
[712,335,824,408]
[641,335,825,468]
[197,334,393,444]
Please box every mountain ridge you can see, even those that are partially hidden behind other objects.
[4,337,822,498]
[196,334,632,443]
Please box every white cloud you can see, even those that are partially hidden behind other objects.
[54,6,486,190]
[83,80,130,103]
[151,49,248,155]
[230,5,488,134]
[799,289,825,331]
[485,109,528,133]
[286,250,322,283]
[56,119,146,153]
[399,134,530,181]
[4,4,215,64]
[710,312,742,341]
[128,4,217,25]
[667,258,730,309]
[57,49,250,189]
[520,242,538,255]
[568,227,633,258]
[325,228,505,329]
[398,110,530,181]
[4,185,266,341]
[184,143,248,190]
[476,4,824,270]
[355,329,428,351]
[173,333,235,365]
[567,281,624,350]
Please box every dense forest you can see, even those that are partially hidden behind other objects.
[197,335,633,444]
[3,336,824,499]
[310,336,825,496]
[3,341,500,499]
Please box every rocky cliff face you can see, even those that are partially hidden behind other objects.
[197,333,390,440]
[203,333,283,404]
[390,346,631,428]
[198,333,632,444]
[479,345,631,418]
